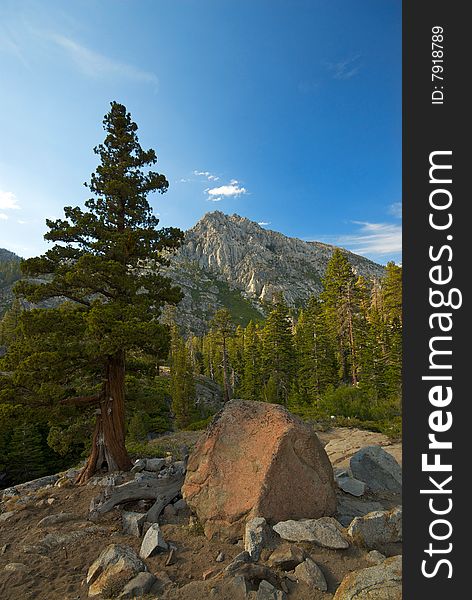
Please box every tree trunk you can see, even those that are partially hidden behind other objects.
[76,351,132,484]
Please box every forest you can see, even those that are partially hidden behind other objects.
[0,102,402,488]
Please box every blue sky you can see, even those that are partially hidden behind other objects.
[0,0,401,264]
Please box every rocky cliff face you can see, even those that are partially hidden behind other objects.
[168,212,384,334]
[0,212,385,335]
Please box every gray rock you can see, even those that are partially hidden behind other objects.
[145,458,166,472]
[336,496,386,527]
[294,558,327,591]
[87,544,147,597]
[131,459,146,473]
[1,543,10,555]
[0,474,59,500]
[225,551,252,574]
[216,551,225,562]
[37,512,77,528]
[139,523,168,558]
[118,572,157,599]
[348,507,402,550]
[245,517,275,560]
[173,498,188,512]
[350,446,402,495]
[257,579,287,600]
[267,544,305,570]
[122,511,146,537]
[333,555,402,599]
[336,473,366,497]
[134,471,157,483]
[366,550,386,565]
[273,517,349,549]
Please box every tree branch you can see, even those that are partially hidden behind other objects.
[60,394,101,406]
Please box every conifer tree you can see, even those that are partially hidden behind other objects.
[261,297,295,405]
[169,325,196,429]
[7,102,183,483]
[209,309,235,402]
[321,250,362,386]
[241,320,262,401]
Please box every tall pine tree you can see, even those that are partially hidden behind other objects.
[9,102,183,483]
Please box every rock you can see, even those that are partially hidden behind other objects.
[366,550,386,565]
[4,562,27,572]
[257,579,287,600]
[225,551,252,574]
[294,558,327,591]
[336,473,366,497]
[122,511,146,537]
[145,458,166,472]
[1,543,10,555]
[216,551,225,562]
[333,555,402,599]
[139,523,168,558]
[203,568,216,580]
[0,511,15,522]
[46,498,55,505]
[350,446,402,495]
[37,512,77,528]
[0,474,59,500]
[54,476,71,488]
[86,544,147,597]
[173,498,188,512]
[163,504,176,519]
[348,507,402,550]
[165,548,176,566]
[273,517,349,549]
[131,459,146,473]
[267,544,305,571]
[245,517,276,560]
[118,572,157,599]
[336,497,386,528]
[182,400,336,540]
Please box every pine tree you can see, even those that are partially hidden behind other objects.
[209,309,235,402]
[8,422,47,483]
[8,102,183,483]
[0,298,22,346]
[321,250,363,386]
[241,321,262,401]
[261,297,295,405]
[169,325,196,429]
[294,297,336,403]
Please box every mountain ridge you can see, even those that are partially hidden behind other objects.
[1,212,385,333]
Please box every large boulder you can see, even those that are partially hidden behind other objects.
[182,400,336,540]
[86,544,146,597]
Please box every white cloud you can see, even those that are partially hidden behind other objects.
[206,180,247,198]
[49,34,158,86]
[337,221,402,256]
[194,170,219,181]
[388,202,402,219]
[208,196,222,202]
[0,190,20,210]
[0,213,8,220]
[258,221,271,226]
[325,55,362,80]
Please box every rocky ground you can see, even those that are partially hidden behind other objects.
[0,426,402,600]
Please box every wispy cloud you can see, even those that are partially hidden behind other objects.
[388,201,402,219]
[0,190,20,211]
[194,170,219,182]
[325,55,362,80]
[206,179,247,200]
[258,221,271,226]
[48,34,158,86]
[337,222,402,257]
[0,213,9,220]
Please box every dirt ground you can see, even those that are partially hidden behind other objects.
[0,427,402,600]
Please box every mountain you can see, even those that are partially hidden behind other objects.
[168,211,385,334]
[0,212,385,333]
[0,249,22,316]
